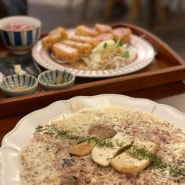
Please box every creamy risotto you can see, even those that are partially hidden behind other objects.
[19,106,185,185]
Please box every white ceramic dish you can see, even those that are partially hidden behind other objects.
[32,35,156,78]
[1,94,185,185]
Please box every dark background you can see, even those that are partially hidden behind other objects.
[28,0,185,60]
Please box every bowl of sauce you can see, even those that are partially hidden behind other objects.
[0,74,38,97]
[38,69,75,91]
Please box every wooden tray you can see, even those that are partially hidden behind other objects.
[0,23,185,119]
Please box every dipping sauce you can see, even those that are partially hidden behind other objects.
[4,22,36,31]
[11,85,29,91]
[55,76,67,85]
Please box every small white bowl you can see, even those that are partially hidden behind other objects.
[0,16,41,55]
[38,70,75,91]
[0,74,38,97]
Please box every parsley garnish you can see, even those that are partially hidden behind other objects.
[35,125,114,148]
[127,146,185,179]
[122,51,129,58]
[116,40,124,47]
[103,42,108,49]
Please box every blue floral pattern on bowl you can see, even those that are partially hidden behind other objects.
[38,70,75,91]
[0,74,38,97]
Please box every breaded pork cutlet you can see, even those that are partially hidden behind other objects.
[42,27,68,51]
[95,23,112,33]
[95,33,114,42]
[52,42,79,63]
[70,35,98,48]
[112,27,132,43]
[75,25,98,37]
[61,39,92,57]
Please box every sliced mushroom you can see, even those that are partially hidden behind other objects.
[68,141,96,156]
[92,132,134,167]
[62,158,75,167]
[88,124,116,140]
[110,137,159,177]
[68,124,116,156]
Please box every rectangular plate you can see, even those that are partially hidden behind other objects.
[0,54,41,77]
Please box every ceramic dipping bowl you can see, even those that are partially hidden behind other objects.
[0,74,38,97]
[38,69,75,91]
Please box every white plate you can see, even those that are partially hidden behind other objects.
[32,35,156,78]
[1,94,185,185]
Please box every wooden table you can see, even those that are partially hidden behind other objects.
[0,23,185,145]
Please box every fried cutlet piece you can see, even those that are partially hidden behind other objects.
[95,23,112,33]
[49,27,68,37]
[61,39,92,57]
[75,25,98,37]
[112,27,132,43]
[95,33,114,42]
[52,42,79,63]
[70,35,98,48]
[42,27,68,51]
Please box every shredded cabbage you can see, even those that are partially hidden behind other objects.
[82,40,136,70]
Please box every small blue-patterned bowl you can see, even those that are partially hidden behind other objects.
[0,16,41,55]
[0,74,38,97]
[38,70,75,91]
